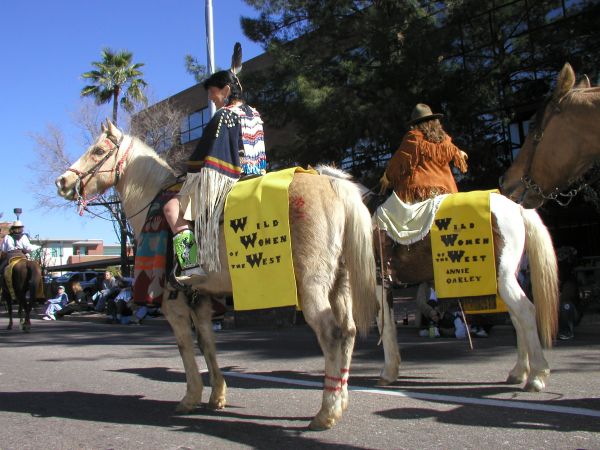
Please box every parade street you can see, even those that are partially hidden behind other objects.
[1,311,599,450]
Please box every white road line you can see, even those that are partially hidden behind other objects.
[223,371,600,418]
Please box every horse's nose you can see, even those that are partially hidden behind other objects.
[55,175,65,190]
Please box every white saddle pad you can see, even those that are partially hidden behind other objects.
[373,192,447,245]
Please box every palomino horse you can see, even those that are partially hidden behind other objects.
[1,252,42,331]
[501,62,600,208]
[55,120,378,430]
[371,193,559,392]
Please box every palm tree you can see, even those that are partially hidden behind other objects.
[81,48,147,125]
[81,49,147,276]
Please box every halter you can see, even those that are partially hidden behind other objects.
[67,134,133,215]
[518,90,596,206]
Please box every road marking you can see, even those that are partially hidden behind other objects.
[223,371,600,418]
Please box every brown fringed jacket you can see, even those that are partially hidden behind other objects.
[384,129,468,202]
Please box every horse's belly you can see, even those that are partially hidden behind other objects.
[389,236,433,283]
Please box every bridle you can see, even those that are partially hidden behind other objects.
[518,90,598,206]
[67,134,133,215]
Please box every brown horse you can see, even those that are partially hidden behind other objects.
[54,120,378,430]
[501,63,600,208]
[1,252,42,331]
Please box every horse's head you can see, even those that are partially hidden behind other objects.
[500,63,594,208]
[55,119,132,202]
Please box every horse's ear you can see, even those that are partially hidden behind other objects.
[575,74,591,89]
[106,119,118,136]
[100,122,108,133]
[552,63,576,101]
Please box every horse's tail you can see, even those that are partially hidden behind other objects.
[521,208,559,348]
[27,261,42,303]
[328,175,378,337]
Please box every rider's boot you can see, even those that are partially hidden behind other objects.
[173,229,206,283]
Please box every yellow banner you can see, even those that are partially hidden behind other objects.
[224,167,315,311]
[431,191,507,314]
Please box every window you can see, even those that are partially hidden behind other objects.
[50,245,63,257]
[180,108,211,144]
[73,246,88,256]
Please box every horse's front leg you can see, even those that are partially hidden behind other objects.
[303,287,350,432]
[162,290,205,412]
[499,275,549,391]
[190,295,227,409]
[376,286,401,386]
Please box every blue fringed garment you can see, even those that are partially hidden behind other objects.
[179,103,266,272]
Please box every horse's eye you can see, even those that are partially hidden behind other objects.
[93,147,105,156]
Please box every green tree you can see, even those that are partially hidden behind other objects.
[241,0,600,189]
[81,48,148,125]
[81,49,148,276]
[184,54,209,84]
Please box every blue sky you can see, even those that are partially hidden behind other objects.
[1,0,264,244]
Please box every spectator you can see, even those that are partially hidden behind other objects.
[556,246,580,340]
[92,271,119,312]
[415,284,467,339]
[55,281,88,319]
[106,277,134,324]
[43,285,68,320]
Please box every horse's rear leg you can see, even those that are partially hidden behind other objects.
[303,272,355,431]
[162,291,205,412]
[376,286,400,386]
[191,295,227,409]
[5,294,13,330]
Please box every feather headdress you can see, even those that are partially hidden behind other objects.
[230,42,243,92]
[231,42,242,75]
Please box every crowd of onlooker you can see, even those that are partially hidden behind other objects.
[42,270,159,324]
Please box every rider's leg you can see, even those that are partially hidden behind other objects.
[163,197,204,277]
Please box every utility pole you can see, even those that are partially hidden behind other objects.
[206,0,216,117]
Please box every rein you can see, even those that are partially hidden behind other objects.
[67,135,133,215]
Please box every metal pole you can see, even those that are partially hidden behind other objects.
[205,0,216,117]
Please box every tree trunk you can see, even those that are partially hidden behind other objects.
[112,89,119,125]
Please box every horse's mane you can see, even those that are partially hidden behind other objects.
[120,135,177,207]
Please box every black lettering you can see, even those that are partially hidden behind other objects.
[240,233,258,249]
[229,216,248,233]
[435,217,452,231]
[447,250,465,262]
[440,234,459,247]
[246,253,263,268]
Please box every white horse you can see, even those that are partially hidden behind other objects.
[55,120,379,430]
[368,191,560,392]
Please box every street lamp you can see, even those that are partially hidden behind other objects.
[13,208,22,221]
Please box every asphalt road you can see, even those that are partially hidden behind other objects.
[1,309,600,450]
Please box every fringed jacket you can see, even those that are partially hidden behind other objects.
[384,130,468,202]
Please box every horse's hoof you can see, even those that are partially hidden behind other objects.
[208,396,226,410]
[308,416,335,431]
[506,374,526,385]
[376,377,395,386]
[524,379,545,392]
[175,399,200,413]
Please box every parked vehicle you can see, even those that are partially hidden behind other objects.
[54,271,105,294]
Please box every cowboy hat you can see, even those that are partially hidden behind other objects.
[10,220,24,229]
[406,103,443,126]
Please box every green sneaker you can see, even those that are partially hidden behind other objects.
[173,230,204,276]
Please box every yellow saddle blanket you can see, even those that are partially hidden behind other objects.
[431,191,508,314]
[224,167,316,311]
